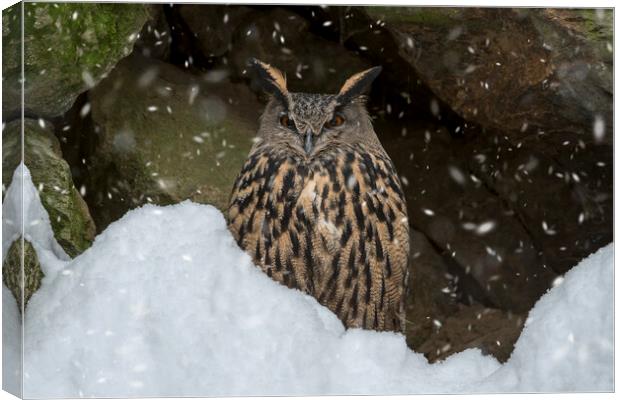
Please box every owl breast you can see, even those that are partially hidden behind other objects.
[228,142,410,332]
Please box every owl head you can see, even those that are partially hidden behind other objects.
[249,58,383,155]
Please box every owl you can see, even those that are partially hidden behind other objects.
[228,59,410,332]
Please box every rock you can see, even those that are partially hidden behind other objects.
[178,4,254,59]
[86,53,261,231]
[366,7,612,138]
[177,5,371,93]
[405,229,459,350]
[404,230,526,363]
[2,239,44,311]
[134,5,172,61]
[462,130,612,274]
[2,3,150,118]
[2,119,96,257]
[416,304,525,363]
[381,120,557,313]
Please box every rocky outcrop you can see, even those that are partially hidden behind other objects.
[404,229,459,349]
[382,121,557,313]
[369,6,612,346]
[461,130,612,275]
[2,3,150,118]
[366,7,612,140]
[85,54,261,230]
[134,5,172,61]
[416,304,525,363]
[177,5,371,93]
[3,119,96,257]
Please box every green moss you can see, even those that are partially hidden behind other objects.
[3,119,96,257]
[576,9,613,42]
[529,9,613,64]
[3,238,44,312]
[3,3,150,116]
[2,4,21,72]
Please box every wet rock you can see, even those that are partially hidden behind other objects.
[178,5,371,93]
[86,54,261,231]
[405,229,459,350]
[178,4,254,59]
[462,130,612,274]
[134,5,172,61]
[2,119,96,257]
[367,7,612,138]
[404,229,526,363]
[416,304,525,363]
[2,3,150,118]
[381,120,557,313]
[2,239,44,311]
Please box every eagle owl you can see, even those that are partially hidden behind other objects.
[228,59,410,332]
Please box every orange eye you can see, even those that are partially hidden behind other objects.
[279,114,295,129]
[327,114,345,128]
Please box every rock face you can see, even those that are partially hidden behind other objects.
[461,130,613,275]
[3,119,96,257]
[2,3,150,118]
[415,304,525,363]
[134,5,172,61]
[176,5,371,93]
[404,229,458,349]
[367,7,613,139]
[371,5,612,308]
[382,121,557,313]
[3,239,43,311]
[85,54,261,230]
[177,4,253,59]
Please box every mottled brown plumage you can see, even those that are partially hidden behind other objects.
[228,60,409,332]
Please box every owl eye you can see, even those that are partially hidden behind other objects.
[326,113,345,128]
[279,114,296,130]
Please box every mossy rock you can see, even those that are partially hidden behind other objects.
[2,3,150,117]
[87,54,260,230]
[3,119,96,257]
[2,238,44,312]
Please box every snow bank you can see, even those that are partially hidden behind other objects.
[2,165,613,397]
[2,285,21,396]
[479,244,614,393]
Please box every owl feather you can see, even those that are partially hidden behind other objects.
[229,60,410,332]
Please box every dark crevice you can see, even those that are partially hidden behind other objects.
[409,220,498,309]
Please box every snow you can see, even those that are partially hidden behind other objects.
[2,285,21,396]
[2,164,614,397]
[2,164,69,267]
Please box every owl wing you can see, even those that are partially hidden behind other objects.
[321,146,409,332]
[228,143,410,332]
[228,146,316,293]
[286,144,408,332]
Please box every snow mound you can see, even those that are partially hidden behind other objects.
[2,165,613,397]
[479,244,614,392]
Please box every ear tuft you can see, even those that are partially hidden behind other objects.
[337,66,382,105]
[248,58,289,104]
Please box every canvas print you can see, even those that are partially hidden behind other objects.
[1,2,614,397]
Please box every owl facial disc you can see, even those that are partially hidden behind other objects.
[249,58,383,156]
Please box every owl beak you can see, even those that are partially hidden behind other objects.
[303,131,315,154]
